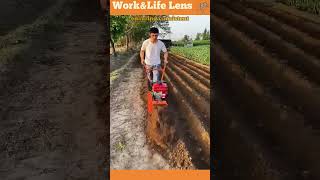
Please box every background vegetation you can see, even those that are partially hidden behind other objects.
[110,15,170,56]
[280,0,320,14]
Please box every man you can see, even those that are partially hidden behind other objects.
[140,27,168,84]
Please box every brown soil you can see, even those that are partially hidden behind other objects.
[214,14,320,127]
[0,0,108,179]
[170,59,210,88]
[168,140,193,169]
[170,55,211,79]
[139,61,197,169]
[214,1,320,179]
[145,88,208,169]
[146,106,174,150]
[226,2,320,60]
[215,43,320,176]
[246,1,320,39]
[166,66,210,129]
[215,3,320,84]
[0,0,55,36]
[109,54,204,170]
[169,60,210,100]
[110,49,136,72]
[170,54,210,73]
[110,54,170,169]
[138,52,210,169]
[164,73,210,162]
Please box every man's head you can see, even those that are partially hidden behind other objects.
[149,27,159,42]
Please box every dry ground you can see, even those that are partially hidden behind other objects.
[0,0,108,179]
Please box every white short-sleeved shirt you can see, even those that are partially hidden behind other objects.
[141,39,167,65]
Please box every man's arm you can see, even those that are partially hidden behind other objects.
[140,41,147,65]
[140,50,145,65]
[161,43,168,64]
[164,51,168,64]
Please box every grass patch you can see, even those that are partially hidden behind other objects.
[193,40,210,46]
[170,45,210,65]
[110,70,120,82]
[0,0,74,67]
[171,40,210,47]
[280,0,320,15]
[115,141,126,152]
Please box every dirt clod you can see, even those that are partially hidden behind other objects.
[168,140,193,169]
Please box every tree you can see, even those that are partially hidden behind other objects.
[125,16,153,50]
[182,35,190,44]
[110,16,129,56]
[181,35,191,44]
[130,21,150,42]
[126,15,172,50]
[153,15,171,38]
[111,15,172,54]
[195,33,202,40]
[202,28,210,40]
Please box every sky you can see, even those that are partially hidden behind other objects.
[161,15,210,41]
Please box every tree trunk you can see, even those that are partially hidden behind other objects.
[126,35,129,51]
[111,39,117,57]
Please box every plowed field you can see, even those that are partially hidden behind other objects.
[214,1,320,179]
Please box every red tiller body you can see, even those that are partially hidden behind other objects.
[152,82,168,99]
[144,64,168,114]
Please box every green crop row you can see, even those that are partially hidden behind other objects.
[171,40,210,47]
[280,0,320,14]
[193,40,210,46]
[170,45,210,65]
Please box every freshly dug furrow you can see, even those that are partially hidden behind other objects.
[169,61,210,100]
[170,55,210,80]
[164,73,210,159]
[170,58,210,88]
[214,3,320,85]
[170,54,210,73]
[215,89,296,180]
[220,2,320,59]
[246,2,320,40]
[166,65,210,130]
[214,15,320,128]
[215,43,320,179]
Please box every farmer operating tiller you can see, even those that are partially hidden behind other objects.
[140,27,169,114]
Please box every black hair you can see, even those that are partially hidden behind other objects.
[149,27,159,34]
